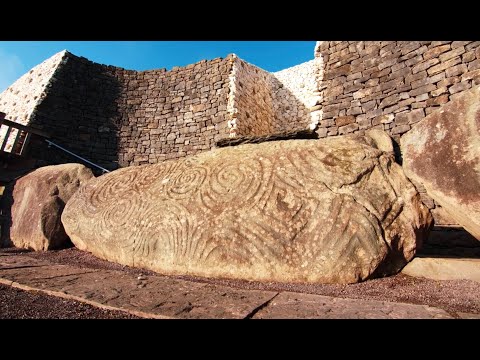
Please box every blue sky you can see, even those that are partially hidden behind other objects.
[0,41,316,92]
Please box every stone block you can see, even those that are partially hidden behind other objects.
[439,47,466,62]
[412,58,439,74]
[395,108,425,126]
[405,55,423,67]
[405,70,427,85]
[426,94,449,106]
[335,115,356,127]
[373,114,394,125]
[468,59,480,71]
[427,57,462,75]
[379,93,400,108]
[448,81,471,94]
[462,51,476,63]
[445,64,468,78]
[357,117,372,129]
[316,127,328,138]
[408,84,436,97]
[423,44,451,60]
[400,41,421,56]
[390,124,410,135]
[338,122,359,134]
[438,77,460,88]
[431,86,448,96]
[461,69,480,82]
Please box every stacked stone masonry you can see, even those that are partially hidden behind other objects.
[0,52,316,170]
[2,42,480,227]
[314,41,480,142]
[26,52,233,169]
[227,56,315,137]
[273,58,323,132]
[0,51,65,152]
[313,41,480,223]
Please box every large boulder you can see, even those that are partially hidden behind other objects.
[10,163,94,251]
[62,134,431,284]
[401,85,480,240]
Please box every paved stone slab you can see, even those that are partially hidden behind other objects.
[0,255,53,269]
[252,292,453,319]
[0,253,461,319]
[402,257,480,283]
[457,312,480,319]
[0,255,277,319]
[0,260,100,280]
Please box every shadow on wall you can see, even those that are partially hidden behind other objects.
[229,57,314,138]
[271,75,314,134]
[27,53,122,174]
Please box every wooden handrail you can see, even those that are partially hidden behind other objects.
[0,117,50,138]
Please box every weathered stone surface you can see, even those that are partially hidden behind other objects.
[10,164,94,251]
[0,252,464,319]
[401,85,480,240]
[251,292,452,319]
[402,257,480,283]
[458,312,480,319]
[0,255,276,319]
[63,136,431,284]
[431,207,458,226]
[364,129,394,153]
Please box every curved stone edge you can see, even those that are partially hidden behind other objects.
[402,257,480,283]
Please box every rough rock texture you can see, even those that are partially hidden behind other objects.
[62,135,432,284]
[10,164,94,250]
[402,257,480,283]
[401,85,480,240]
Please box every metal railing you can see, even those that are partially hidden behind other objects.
[45,139,110,174]
[0,111,110,174]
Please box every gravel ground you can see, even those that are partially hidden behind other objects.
[3,246,479,317]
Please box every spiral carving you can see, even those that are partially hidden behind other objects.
[200,159,263,210]
[165,165,207,200]
[62,137,427,284]
[89,167,140,209]
[99,196,143,232]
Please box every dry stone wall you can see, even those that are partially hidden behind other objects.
[28,52,123,170]
[273,59,323,131]
[0,51,233,170]
[227,56,276,136]
[314,41,480,144]
[314,41,480,225]
[2,42,480,231]
[2,42,479,218]
[116,56,232,166]
[227,56,313,137]
[0,51,66,152]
